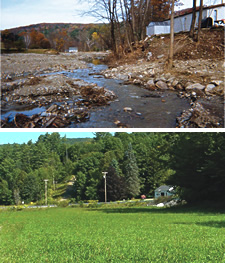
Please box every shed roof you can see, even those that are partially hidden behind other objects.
[148,21,170,26]
[155,185,173,192]
[174,3,225,18]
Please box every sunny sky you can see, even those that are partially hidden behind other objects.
[0,0,222,30]
[0,131,95,144]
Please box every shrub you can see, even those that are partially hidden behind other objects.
[58,200,69,207]
[87,200,99,208]
[153,196,173,205]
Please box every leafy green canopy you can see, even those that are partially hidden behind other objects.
[0,132,224,205]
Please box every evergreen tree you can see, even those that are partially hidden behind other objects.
[123,143,140,198]
[100,159,126,202]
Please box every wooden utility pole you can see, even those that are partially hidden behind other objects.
[168,0,175,69]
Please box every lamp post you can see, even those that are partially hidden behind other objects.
[44,179,49,205]
[102,172,108,203]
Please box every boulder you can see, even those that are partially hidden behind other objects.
[145,79,156,90]
[155,80,168,90]
[172,79,179,87]
[210,80,223,86]
[205,84,216,95]
[185,83,205,91]
[175,83,184,91]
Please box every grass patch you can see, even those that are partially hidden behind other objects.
[0,206,224,262]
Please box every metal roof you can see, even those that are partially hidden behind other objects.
[155,185,172,192]
[148,21,170,26]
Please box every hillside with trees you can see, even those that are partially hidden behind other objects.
[0,0,179,54]
[0,132,224,206]
[1,23,108,52]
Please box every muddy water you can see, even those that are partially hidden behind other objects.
[1,63,190,128]
[66,63,190,128]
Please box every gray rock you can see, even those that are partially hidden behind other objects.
[175,84,183,91]
[172,79,179,87]
[116,74,128,81]
[133,79,142,85]
[186,83,205,91]
[147,52,152,61]
[205,84,216,95]
[157,54,164,59]
[147,68,155,76]
[124,107,132,112]
[145,79,156,90]
[155,80,168,90]
[210,80,223,86]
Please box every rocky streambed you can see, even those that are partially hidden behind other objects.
[1,52,224,128]
[103,58,224,128]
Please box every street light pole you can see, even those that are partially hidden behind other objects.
[102,172,108,203]
[44,179,49,205]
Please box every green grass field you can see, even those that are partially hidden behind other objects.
[0,206,224,262]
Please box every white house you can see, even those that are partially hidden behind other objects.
[146,3,225,36]
[69,47,78,53]
[154,185,174,198]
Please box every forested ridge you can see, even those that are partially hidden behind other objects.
[0,132,224,205]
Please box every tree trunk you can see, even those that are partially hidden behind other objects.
[168,0,174,70]
[131,0,138,42]
[120,0,133,52]
[189,0,197,38]
[141,0,150,40]
[196,0,203,42]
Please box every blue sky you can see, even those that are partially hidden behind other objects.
[0,132,95,145]
[1,0,221,30]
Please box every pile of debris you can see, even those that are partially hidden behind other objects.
[1,75,117,128]
[79,86,116,106]
[1,104,89,128]
[177,102,222,128]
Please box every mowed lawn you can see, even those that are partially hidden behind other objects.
[0,207,224,262]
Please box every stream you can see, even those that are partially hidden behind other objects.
[1,62,191,128]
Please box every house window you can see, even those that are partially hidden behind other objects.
[161,192,165,196]
[184,17,187,31]
[214,10,218,22]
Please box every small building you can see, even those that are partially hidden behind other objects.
[69,47,78,53]
[154,185,174,198]
[146,21,170,36]
[146,3,225,36]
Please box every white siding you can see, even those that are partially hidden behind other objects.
[146,5,225,36]
[207,6,225,22]
[154,190,174,198]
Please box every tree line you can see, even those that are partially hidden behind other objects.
[0,132,224,205]
[1,23,109,52]
[1,1,207,58]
